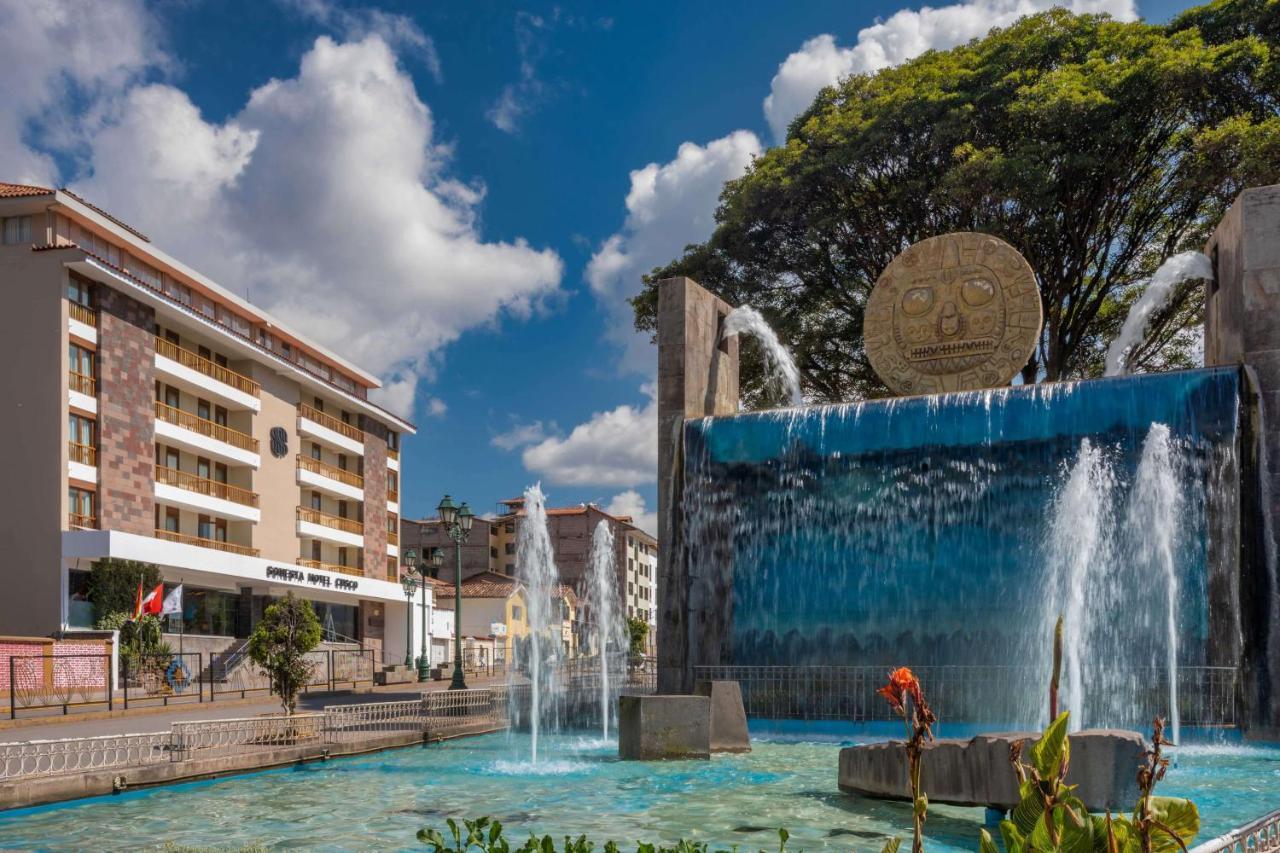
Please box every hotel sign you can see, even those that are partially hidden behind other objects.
[266,565,359,592]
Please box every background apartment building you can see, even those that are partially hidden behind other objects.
[403,498,658,638]
[0,181,427,663]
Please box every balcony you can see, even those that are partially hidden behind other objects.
[297,403,365,455]
[296,454,364,501]
[68,513,97,530]
[387,447,400,470]
[68,441,97,483]
[155,465,261,522]
[154,336,261,411]
[387,529,399,546]
[296,505,365,548]
[154,401,260,467]
[68,371,95,396]
[155,528,259,557]
[296,558,364,579]
[68,301,97,344]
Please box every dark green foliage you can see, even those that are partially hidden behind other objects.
[417,817,791,853]
[87,559,160,623]
[626,616,650,656]
[631,1,1280,407]
[247,593,322,715]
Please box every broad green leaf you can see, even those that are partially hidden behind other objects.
[1147,798,1200,853]
[979,828,1001,853]
[1001,819,1027,853]
[1010,780,1046,836]
[880,838,901,853]
[1031,712,1071,780]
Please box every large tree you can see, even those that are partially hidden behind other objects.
[633,0,1280,406]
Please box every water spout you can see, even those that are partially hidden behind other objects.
[516,483,562,764]
[587,521,625,739]
[1104,252,1213,377]
[722,305,803,407]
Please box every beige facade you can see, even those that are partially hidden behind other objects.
[0,182,416,649]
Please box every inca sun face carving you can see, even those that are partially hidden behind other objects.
[864,233,1043,396]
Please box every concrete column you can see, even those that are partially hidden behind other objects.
[656,277,739,693]
[1204,184,1280,731]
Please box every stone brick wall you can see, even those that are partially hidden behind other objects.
[96,288,156,535]
[0,638,112,692]
[361,417,388,580]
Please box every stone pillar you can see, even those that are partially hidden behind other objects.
[656,277,739,694]
[361,417,389,580]
[96,288,156,535]
[1204,184,1280,731]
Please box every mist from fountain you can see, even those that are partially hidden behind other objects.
[1104,252,1214,376]
[515,483,562,765]
[722,305,803,407]
[586,520,626,739]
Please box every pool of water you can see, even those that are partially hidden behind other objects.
[1,724,1276,851]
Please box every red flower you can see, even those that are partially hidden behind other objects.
[879,666,920,713]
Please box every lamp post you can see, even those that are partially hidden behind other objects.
[437,494,475,690]
[420,546,443,681]
[399,562,419,669]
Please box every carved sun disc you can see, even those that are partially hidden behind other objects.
[864,232,1043,396]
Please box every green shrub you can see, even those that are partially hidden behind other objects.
[87,559,160,624]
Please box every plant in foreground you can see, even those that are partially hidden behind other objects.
[417,817,792,853]
[878,667,935,853]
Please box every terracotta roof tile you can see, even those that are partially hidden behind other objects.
[59,187,151,242]
[0,182,54,198]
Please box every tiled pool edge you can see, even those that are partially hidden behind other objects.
[0,721,504,811]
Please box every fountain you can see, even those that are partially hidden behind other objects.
[1105,252,1214,377]
[514,483,562,764]
[586,520,625,739]
[721,305,803,406]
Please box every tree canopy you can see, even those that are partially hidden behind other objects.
[632,0,1280,405]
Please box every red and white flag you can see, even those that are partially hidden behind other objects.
[138,583,164,617]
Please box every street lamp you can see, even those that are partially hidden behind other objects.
[399,558,419,669]
[420,546,443,681]
[438,494,475,690]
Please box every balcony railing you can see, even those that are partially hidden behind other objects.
[387,530,400,546]
[297,403,364,443]
[68,513,97,530]
[387,447,399,462]
[297,454,363,489]
[68,371,95,396]
[387,488,400,503]
[68,442,96,466]
[296,558,364,578]
[296,506,364,536]
[68,301,96,327]
[156,465,259,508]
[155,401,259,453]
[155,528,259,557]
[155,336,260,398]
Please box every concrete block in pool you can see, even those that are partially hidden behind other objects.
[838,730,1144,811]
[619,695,711,760]
[694,680,751,753]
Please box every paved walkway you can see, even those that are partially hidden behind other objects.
[1,675,509,743]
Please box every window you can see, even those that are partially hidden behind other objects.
[490,547,498,559]
[197,457,211,480]
[310,492,322,510]
[197,398,211,420]
[214,462,228,484]
[68,413,95,446]
[337,453,348,471]
[67,276,92,307]
[388,432,398,451]
[214,405,228,427]
[337,500,349,519]
[338,547,348,566]
[163,506,180,532]
[3,215,31,244]
[158,445,179,470]
[198,514,213,539]
[311,540,322,560]
[214,518,227,541]
[164,385,180,408]
[504,543,514,555]
[68,487,95,521]
[68,343,94,378]
[512,606,523,621]
[164,329,180,345]
[388,472,398,493]
[505,523,515,533]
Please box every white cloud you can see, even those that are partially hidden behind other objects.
[281,0,442,81]
[762,0,1137,141]
[586,130,761,373]
[604,489,657,537]
[491,420,552,451]
[74,35,563,418]
[0,0,162,185]
[521,386,657,486]
[425,397,448,417]
[486,11,550,133]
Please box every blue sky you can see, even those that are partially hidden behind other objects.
[3,0,1195,532]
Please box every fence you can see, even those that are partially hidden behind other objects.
[8,654,112,719]
[1190,808,1280,853]
[692,664,1241,727]
[122,653,203,709]
[0,691,512,782]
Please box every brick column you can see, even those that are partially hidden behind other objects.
[361,417,389,579]
[656,277,739,693]
[96,288,156,535]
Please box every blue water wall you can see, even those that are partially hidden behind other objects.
[682,367,1244,725]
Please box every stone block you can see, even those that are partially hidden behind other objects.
[619,694,711,760]
[694,680,750,752]
[838,729,1145,812]
[374,665,416,686]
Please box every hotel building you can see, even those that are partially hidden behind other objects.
[0,182,423,660]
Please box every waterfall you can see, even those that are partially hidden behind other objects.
[1129,424,1183,743]
[587,521,625,739]
[1104,252,1213,376]
[515,483,561,764]
[721,305,803,406]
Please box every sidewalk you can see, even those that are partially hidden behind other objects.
[0,674,510,743]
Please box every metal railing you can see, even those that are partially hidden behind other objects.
[691,664,1241,726]
[297,453,363,488]
[387,529,399,545]
[68,371,95,396]
[0,732,171,780]
[156,465,259,507]
[68,301,96,327]
[1191,808,1280,853]
[122,652,203,708]
[68,441,96,466]
[387,447,399,462]
[155,336,260,397]
[67,512,97,529]
[296,557,363,578]
[325,699,426,741]
[154,528,260,557]
[171,714,326,759]
[156,401,258,452]
[297,403,364,443]
[8,654,112,718]
[388,489,400,503]
[296,505,364,536]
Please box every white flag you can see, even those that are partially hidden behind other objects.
[161,584,184,616]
